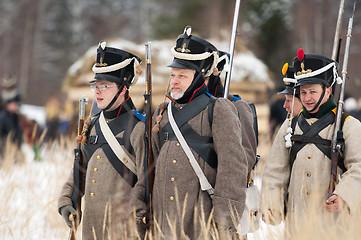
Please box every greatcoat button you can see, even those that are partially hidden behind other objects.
[176,142,180,146]
[306,191,310,196]
[94,168,98,172]
[171,177,175,182]
[170,196,174,201]
[91,180,96,184]
[172,160,177,164]
[96,155,101,160]
[90,193,95,197]
[307,155,312,159]
[123,158,128,163]
[306,173,311,177]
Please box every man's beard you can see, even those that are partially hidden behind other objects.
[170,85,184,100]
[170,91,184,100]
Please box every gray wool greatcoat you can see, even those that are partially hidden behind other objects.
[131,95,252,239]
[262,112,361,236]
[232,99,257,173]
[58,114,145,240]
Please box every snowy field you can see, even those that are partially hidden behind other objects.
[0,143,75,240]
[0,142,283,240]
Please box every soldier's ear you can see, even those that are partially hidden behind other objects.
[118,86,127,97]
[326,86,332,96]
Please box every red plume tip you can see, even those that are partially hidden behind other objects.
[297,48,304,61]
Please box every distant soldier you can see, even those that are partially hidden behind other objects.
[262,50,361,237]
[0,75,19,110]
[0,76,41,162]
[204,50,228,98]
[0,85,23,153]
[278,63,303,118]
[58,41,145,240]
[132,27,249,239]
[44,94,60,142]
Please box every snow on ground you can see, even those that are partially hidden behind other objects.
[20,104,46,129]
[0,143,73,240]
[247,176,284,240]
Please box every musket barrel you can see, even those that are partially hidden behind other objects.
[79,97,87,118]
[332,5,355,149]
[223,0,241,98]
[145,42,152,94]
[78,97,88,136]
[331,0,345,61]
[144,41,154,213]
[329,2,356,196]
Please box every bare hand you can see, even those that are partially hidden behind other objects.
[262,209,283,225]
[325,194,340,212]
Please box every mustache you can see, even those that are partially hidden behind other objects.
[170,84,182,91]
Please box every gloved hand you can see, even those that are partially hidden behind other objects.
[216,224,239,240]
[135,209,151,231]
[60,205,77,228]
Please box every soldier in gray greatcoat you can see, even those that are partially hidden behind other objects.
[205,50,257,172]
[262,49,361,238]
[58,41,145,240]
[131,27,251,239]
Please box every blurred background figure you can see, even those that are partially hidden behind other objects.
[0,87,23,147]
[0,75,19,110]
[0,77,24,165]
[0,76,42,164]
[344,96,361,121]
[44,94,60,142]
[269,86,288,140]
[58,98,75,136]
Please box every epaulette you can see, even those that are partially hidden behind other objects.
[289,109,303,121]
[331,107,351,122]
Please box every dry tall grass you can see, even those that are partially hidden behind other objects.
[0,136,74,239]
[1,137,360,240]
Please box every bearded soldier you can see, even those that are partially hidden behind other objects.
[58,41,145,240]
[262,49,361,237]
[131,27,249,239]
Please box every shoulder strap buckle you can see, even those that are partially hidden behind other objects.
[88,135,98,144]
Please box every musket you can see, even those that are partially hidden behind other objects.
[68,96,88,240]
[223,0,242,98]
[331,0,345,61]
[328,1,356,197]
[143,42,154,232]
[331,0,345,95]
